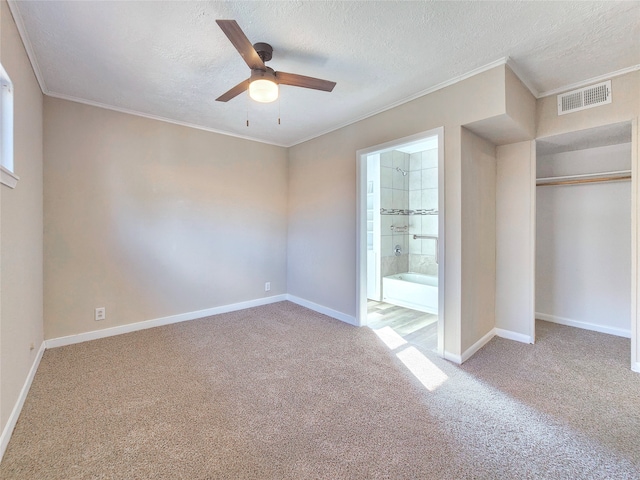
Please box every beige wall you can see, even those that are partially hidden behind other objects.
[44,98,288,339]
[505,66,536,140]
[461,128,496,352]
[537,71,639,139]
[463,65,535,146]
[41,63,536,362]
[495,141,535,340]
[0,0,44,429]
[288,65,514,358]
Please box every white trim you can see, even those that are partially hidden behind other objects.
[436,128,446,358]
[45,92,287,148]
[529,141,537,343]
[0,165,18,188]
[285,294,357,326]
[356,146,367,327]
[6,1,47,94]
[461,329,495,363]
[495,328,534,344]
[0,341,45,462]
[51,59,509,149]
[443,351,462,364]
[39,63,640,149]
[632,118,639,372]
[449,327,534,366]
[0,63,15,178]
[45,295,287,349]
[355,127,446,356]
[536,312,631,339]
[355,130,444,160]
[538,64,640,98]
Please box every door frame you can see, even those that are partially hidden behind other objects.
[631,118,638,372]
[356,127,445,357]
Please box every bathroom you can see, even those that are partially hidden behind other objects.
[365,133,441,350]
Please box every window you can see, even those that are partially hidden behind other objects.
[1,62,18,188]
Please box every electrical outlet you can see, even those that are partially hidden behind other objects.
[95,307,106,321]
[265,282,271,292]
[29,342,35,351]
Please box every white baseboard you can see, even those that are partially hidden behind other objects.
[443,351,462,364]
[632,362,640,373]
[495,328,534,344]
[0,341,45,462]
[536,312,631,339]
[461,328,496,363]
[45,294,288,349]
[445,327,534,365]
[285,294,357,326]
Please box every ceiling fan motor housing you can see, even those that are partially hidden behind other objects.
[253,42,273,63]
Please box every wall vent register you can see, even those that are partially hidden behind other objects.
[557,80,611,116]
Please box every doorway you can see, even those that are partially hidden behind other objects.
[356,128,445,357]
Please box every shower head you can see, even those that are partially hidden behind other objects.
[396,167,408,176]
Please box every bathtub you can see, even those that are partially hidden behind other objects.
[382,273,438,314]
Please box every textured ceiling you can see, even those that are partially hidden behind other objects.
[8,1,640,146]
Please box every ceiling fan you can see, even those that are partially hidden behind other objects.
[215,20,336,103]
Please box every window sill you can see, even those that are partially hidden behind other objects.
[1,165,19,188]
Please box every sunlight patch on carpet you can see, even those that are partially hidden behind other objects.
[396,346,448,391]
[374,326,448,391]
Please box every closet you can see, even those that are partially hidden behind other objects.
[535,122,632,338]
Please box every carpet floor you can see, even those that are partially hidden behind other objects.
[1,301,638,479]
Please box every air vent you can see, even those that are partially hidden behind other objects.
[557,80,611,115]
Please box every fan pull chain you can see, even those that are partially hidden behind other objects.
[278,95,281,125]
[246,91,250,127]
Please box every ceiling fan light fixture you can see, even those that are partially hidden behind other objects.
[249,78,278,103]
[215,21,336,103]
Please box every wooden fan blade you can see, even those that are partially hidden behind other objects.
[216,79,250,102]
[275,71,336,92]
[216,20,265,70]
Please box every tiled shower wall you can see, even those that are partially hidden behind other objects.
[380,151,409,277]
[380,148,438,278]
[408,148,438,275]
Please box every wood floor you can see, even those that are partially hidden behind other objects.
[367,300,438,352]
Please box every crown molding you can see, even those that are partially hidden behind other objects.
[6,0,47,94]
[538,64,640,98]
[8,0,637,149]
[45,91,288,148]
[290,57,512,147]
[47,58,519,149]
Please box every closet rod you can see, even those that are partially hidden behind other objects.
[536,170,631,187]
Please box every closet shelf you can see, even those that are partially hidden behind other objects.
[536,170,631,187]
